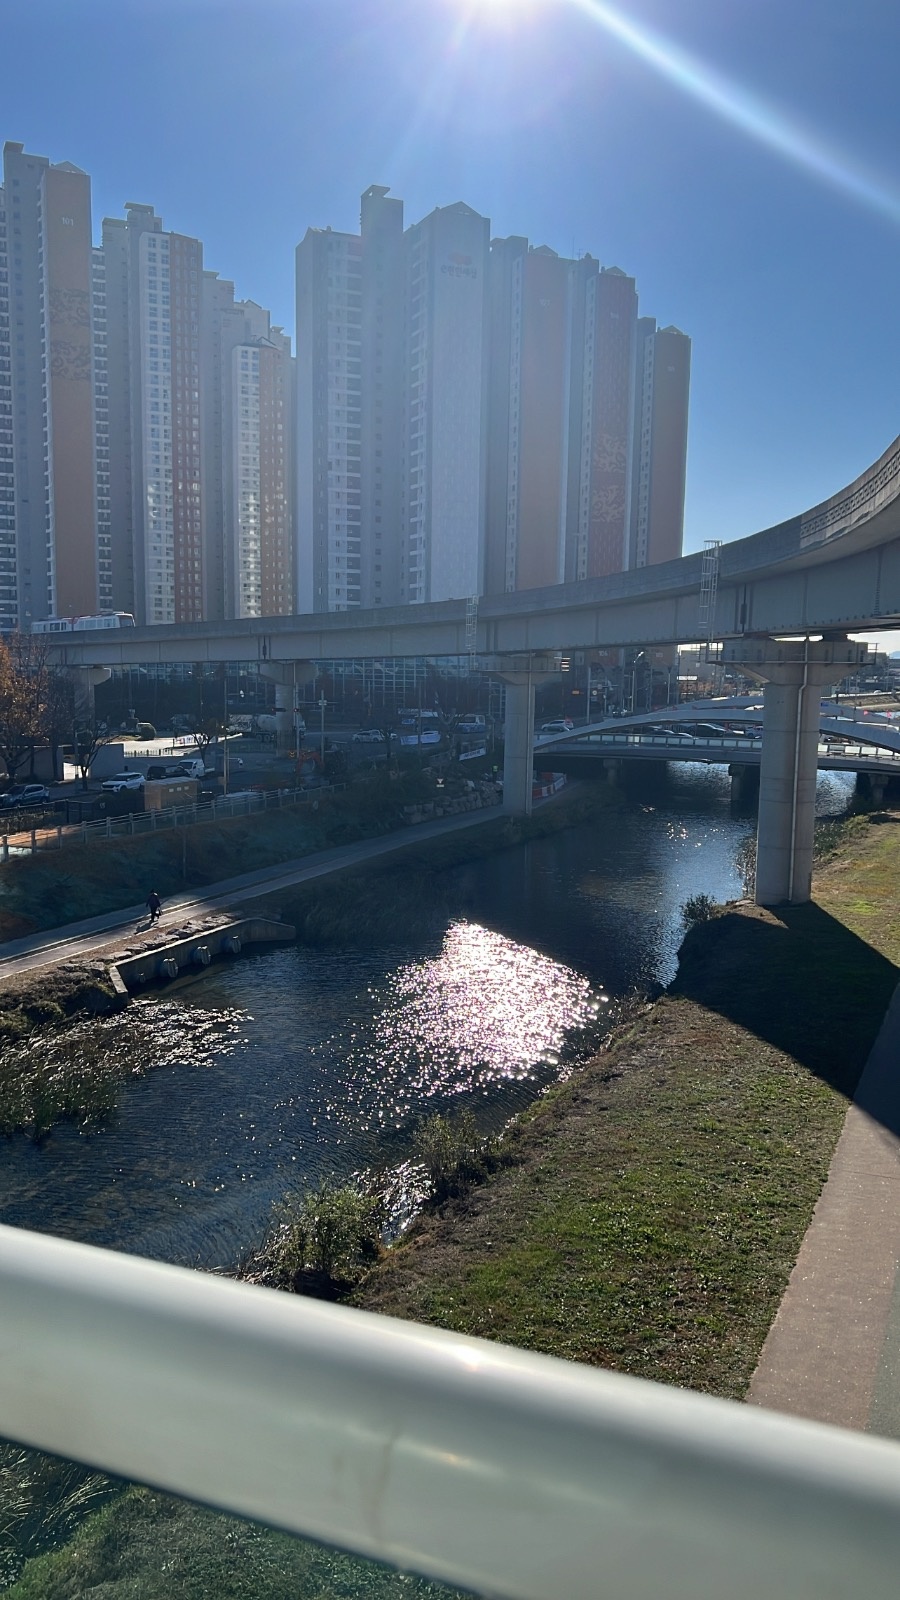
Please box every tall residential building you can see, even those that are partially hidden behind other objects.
[401,201,490,604]
[295,189,689,614]
[201,278,294,618]
[295,226,362,612]
[486,240,571,594]
[629,320,691,569]
[231,326,293,618]
[571,263,638,581]
[359,185,404,609]
[91,246,112,611]
[101,203,204,626]
[0,170,16,630]
[2,141,97,627]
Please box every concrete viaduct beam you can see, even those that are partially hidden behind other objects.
[723,638,868,906]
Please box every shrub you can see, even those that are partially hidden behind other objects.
[137,722,156,740]
[257,1180,382,1293]
[681,892,719,928]
[413,1109,488,1202]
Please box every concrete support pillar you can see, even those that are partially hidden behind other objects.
[272,684,293,756]
[755,674,825,905]
[260,662,316,757]
[723,638,867,907]
[71,666,111,724]
[501,675,536,817]
[729,762,759,807]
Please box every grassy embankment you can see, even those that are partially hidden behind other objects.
[357,811,898,1393]
[6,808,898,1597]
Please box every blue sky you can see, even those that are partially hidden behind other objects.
[3,0,900,633]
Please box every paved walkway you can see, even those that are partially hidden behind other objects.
[0,802,506,980]
[748,980,900,1439]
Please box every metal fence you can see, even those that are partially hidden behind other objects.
[0,782,346,859]
[1,1224,900,1600]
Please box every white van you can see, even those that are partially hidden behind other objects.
[174,757,205,779]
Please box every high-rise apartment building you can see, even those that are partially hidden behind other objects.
[231,327,293,618]
[295,193,490,612]
[2,141,97,627]
[201,278,293,619]
[401,201,490,604]
[295,226,362,612]
[0,170,16,630]
[486,240,571,594]
[100,203,205,626]
[296,188,689,616]
[359,185,404,609]
[571,263,638,581]
[629,319,691,569]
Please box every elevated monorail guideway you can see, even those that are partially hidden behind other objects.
[43,430,900,670]
[46,430,900,903]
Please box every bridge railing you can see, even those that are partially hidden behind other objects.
[2,1224,900,1600]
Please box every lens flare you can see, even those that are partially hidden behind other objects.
[569,0,900,224]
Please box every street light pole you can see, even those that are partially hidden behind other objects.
[319,695,327,765]
[222,682,229,797]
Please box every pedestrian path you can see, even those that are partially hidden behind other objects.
[0,802,505,980]
[748,981,900,1439]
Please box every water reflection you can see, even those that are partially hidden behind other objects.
[311,921,603,1135]
[0,766,855,1269]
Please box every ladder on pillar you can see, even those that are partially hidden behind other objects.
[465,596,478,675]
[698,540,721,645]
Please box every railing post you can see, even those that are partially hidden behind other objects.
[1,834,7,862]
[106,817,112,838]
[57,826,62,850]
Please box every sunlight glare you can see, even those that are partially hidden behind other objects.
[568,0,900,225]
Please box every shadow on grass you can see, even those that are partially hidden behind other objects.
[672,902,900,1129]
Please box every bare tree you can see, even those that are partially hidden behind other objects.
[0,633,49,785]
[72,720,118,792]
[42,669,75,783]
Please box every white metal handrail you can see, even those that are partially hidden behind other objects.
[1,1225,900,1599]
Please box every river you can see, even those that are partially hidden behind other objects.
[0,767,855,1269]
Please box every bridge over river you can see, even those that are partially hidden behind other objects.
[536,697,900,798]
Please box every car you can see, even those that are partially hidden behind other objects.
[0,783,51,809]
[647,727,696,742]
[101,771,146,793]
[540,719,574,734]
[351,729,385,743]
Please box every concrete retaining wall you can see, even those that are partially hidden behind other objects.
[110,917,294,994]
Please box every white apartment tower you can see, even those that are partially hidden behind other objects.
[401,202,490,603]
[101,204,204,626]
[0,171,16,629]
[231,328,293,617]
[295,227,362,612]
[202,279,293,619]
